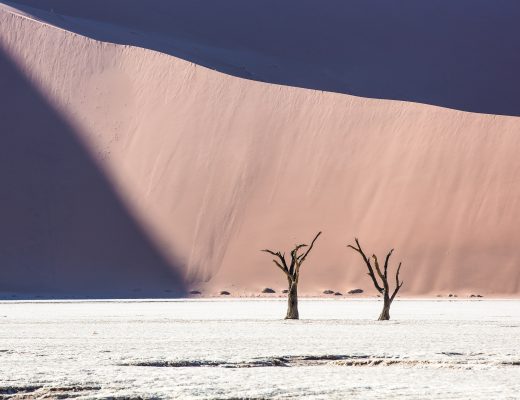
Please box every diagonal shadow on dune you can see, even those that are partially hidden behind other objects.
[3,0,520,117]
[0,46,186,299]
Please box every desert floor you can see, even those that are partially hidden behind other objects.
[1,299,519,399]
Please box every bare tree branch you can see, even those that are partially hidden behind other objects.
[273,260,291,278]
[372,255,384,280]
[280,252,289,271]
[261,232,322,320]
[372,255,389,294]
[347,239,384,293]
[294,232,321,280]
[383,249,394,279]
[390,262,403,302]
[348,238,405,320]
[290,244,307,274]
[261,249,291,278]
[261,249,279,257]
[298,232,322,264]
[294,244,308,252]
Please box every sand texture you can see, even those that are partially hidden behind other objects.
[1,1,520,297]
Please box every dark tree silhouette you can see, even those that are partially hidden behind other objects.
[262,232,321,319]
[347,238,403,320]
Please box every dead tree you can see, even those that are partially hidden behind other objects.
[262,232,321,319]
[347,238,403,320]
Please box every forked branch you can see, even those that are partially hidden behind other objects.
[347,238,404,320]
[261,249,291,278]
[347,238,383,293]
[262,232,322,320]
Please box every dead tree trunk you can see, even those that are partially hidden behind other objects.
[262,232,321,320]
[347,238,404,321]
[379,292,391,321]
[286,278,299,319]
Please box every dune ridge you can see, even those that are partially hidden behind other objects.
[4,0,520,116]
[1,2,520,297]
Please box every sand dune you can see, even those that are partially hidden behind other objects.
[1,1,520,297]
[4,0,520,116]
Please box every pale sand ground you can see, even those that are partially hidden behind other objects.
[1,299,519,399]
[1,2,520,297]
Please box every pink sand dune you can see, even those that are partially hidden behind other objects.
[0,1,519,297]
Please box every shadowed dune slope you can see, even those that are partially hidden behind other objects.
[0,3,519,296]
[0,45,186,298]
[3,0,520,116]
